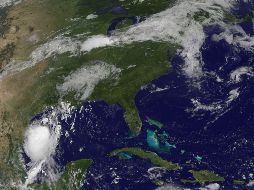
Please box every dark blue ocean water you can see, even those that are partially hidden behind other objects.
[22,1,254,189]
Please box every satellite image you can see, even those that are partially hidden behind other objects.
[0,0,254,189]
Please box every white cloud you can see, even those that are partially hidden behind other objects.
[200,183,220,190]
[23,102,74,186]
[0,0,21,8]
[212,25,254,52]
[81,35,118,52]
[230,66,254,83]
[0,35,81,79]
[24,126,52,162]
[57,61,121,100]
[86,14,98,20]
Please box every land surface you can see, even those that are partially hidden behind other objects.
[181,170,225,186]
[109,147,180,170]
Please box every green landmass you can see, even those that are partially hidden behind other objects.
[40,41,177,135]
[69,0,177,36]
[193,9,210,22]
[181,170,225,186]
[115,19,134,32]
[233,180,245,185]
[29,159,92,190]
[87,42,177,135]
[109,147,180,170]
[180,179,197,184]
[224,13,252,24]
[118,152,132,159]
[190,170,225,186]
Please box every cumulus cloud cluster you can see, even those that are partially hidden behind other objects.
[230,66,254,83]
[57,61,121,100]
[0,0,21,8]
[81,35,117,52]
